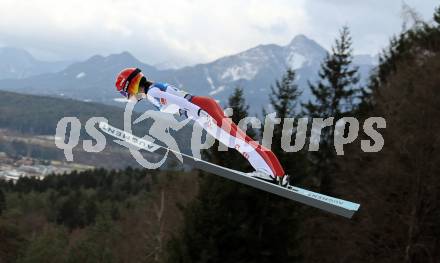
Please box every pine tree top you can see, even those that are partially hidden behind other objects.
[304,26,360,119]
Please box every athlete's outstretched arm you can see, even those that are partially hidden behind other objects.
[147,87,202,118]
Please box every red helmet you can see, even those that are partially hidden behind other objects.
[115,68,143,97]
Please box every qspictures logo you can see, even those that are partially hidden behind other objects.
[54,100,386,169]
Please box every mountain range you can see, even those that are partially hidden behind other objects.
[0,35,376,113]
[0,47,71,79]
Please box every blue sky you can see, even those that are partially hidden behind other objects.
[0,0,438,66]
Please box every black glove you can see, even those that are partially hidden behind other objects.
[179,108,189,119]
[197,109,209,118]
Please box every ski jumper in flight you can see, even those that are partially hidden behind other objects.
[115,68,289,186]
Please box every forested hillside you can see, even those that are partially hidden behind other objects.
[0,168,198,262]
[0,91,190,169]
[0,91,128,135]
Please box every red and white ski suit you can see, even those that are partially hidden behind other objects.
[145,82,285,178]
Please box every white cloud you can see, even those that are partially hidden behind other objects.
[303,0,439,54]
[0,0,307,63]
[0,0,438,65]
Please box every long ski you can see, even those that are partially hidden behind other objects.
[99,122,360,218]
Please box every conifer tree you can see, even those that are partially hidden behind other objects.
[267,69,306,181]
[269,69,300,119]
[303,26,360,193]
[435,6,440,25]
[305,26,360,119]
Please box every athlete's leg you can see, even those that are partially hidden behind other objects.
[195,117,275,175]
[191,96,285,177]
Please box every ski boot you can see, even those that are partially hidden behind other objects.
[279,174,292,189]
[248,170,291,188]
[247,169,276,183]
